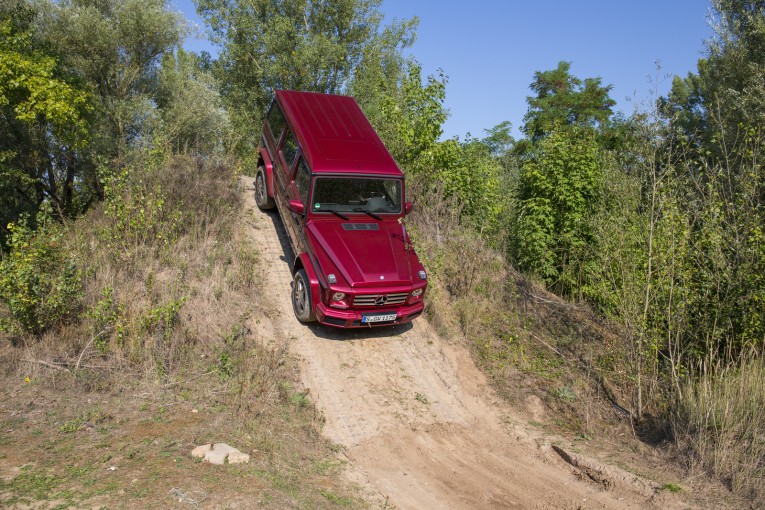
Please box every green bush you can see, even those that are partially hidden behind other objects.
[0,212,82,334]
[100,169,182,257]
[86,286,127,351]
[512,127,600,290]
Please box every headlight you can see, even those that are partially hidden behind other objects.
[331,292,346,301]
[411,288,423,297]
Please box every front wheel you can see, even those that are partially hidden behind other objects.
[292,269,316,323]
[255,166,275,210]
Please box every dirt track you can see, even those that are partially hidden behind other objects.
[241,176,689,510]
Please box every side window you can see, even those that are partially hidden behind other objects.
[281,129,299,169]
[267,102,286,141]
[294,158,311,205]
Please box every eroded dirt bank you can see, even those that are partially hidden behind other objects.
[241,176,689,510]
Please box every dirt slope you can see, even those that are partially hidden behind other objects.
[241,176,689,510]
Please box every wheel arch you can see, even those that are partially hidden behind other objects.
[294,252,322,313]
[257,147,275,199]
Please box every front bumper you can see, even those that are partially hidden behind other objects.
[315,301,425,328]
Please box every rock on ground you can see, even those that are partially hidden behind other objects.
[191,443,250,465]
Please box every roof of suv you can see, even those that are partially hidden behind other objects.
[275,90,403,177]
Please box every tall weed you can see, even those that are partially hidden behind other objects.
[669,355,765,504]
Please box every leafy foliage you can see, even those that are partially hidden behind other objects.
[86,286,127,351]
[429,137,505,237]
[0,4,90,242]
[197,0,412,155]
[523,61,615,142]
[513,127,600,289]
[0,209,82,334]
[1,0,198,246]
[155,48,231,154]
[373,62,447,171]
[0,14,88,135]
[37,0,185,158]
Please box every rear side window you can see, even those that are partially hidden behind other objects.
[281,129,299,169]
[267,103,286,141]
[294,158,311,205]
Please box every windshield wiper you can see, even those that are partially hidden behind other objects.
[353,208,383,221]
[324,209,349,220]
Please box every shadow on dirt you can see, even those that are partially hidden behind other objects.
[261,207,296,270]
[307,321,414,341]
[259,201,414,342]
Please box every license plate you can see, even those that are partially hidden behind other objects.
[361,313,397,324]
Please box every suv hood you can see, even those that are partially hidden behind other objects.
[307,221,413,288]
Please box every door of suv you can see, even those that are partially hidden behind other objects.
[275,127,301,253]
[289,157,311,254]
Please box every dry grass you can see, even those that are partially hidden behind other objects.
[0,154,365,509]
[669,355,765,504]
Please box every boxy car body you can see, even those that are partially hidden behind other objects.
[255,90,427,328]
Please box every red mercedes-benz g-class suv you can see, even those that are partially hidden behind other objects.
[255,90,427,328]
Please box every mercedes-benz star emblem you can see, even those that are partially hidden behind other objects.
[374,295,388,306]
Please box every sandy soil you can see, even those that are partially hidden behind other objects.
[241,176,691,510]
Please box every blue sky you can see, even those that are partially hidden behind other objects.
[172,0,714,140]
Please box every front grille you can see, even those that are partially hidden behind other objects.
[354,292,409,307]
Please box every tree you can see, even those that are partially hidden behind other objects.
[482,121,515,157]
[346,14,420,155]
[706,1,765,128]
[658,0,765,355]
[197,0,412,155]
[155,48,231,155]
[662,1,765,144]
[37,0,185,173]
[0,2,90,242]
[512,127,600,290]
[522,61,615,142]
[373,62,448,172]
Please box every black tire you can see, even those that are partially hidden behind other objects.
[255,166,275,210]
[292,269,316,323]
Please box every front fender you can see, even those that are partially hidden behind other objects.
[296,253,322,311]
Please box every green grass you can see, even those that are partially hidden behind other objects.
[0,466,64,503]
[320,489,354,506]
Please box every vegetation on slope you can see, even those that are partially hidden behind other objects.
[0,154,363,508]
[0,1,363,507]
[2,0,764,506]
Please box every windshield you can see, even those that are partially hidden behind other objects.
[312,177,402,214]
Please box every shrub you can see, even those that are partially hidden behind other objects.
[86,286,127,351]
[512,127,600,290]
[100,169,182,258]
[0,211,82,334]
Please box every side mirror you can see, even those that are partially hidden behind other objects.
[404,201,414,215]
[288,199,305,215]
